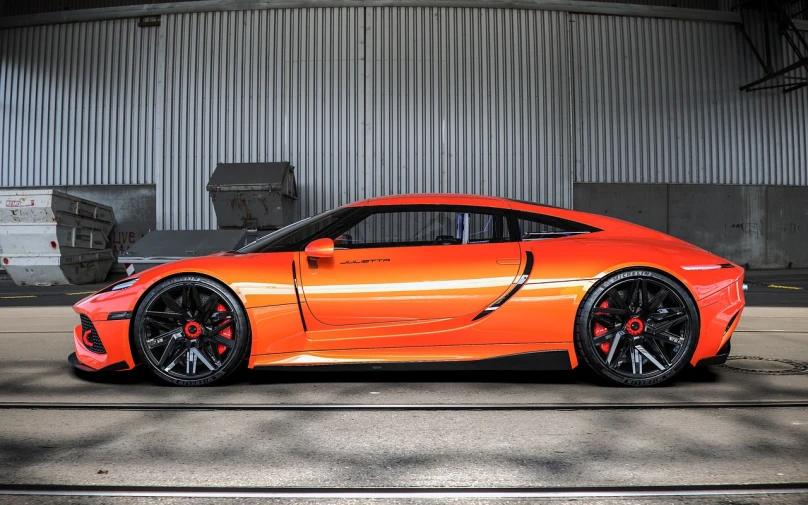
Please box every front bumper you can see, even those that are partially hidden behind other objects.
[70,318,136,372]
[68,352,129,372]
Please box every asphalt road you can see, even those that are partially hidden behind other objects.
[0,270,807,504]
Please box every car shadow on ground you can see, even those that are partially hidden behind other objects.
[69,360,722,389]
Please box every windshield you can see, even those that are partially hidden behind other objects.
[236,207,356,253]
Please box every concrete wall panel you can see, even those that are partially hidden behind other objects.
[575,183,808,268]
[766,186,808,268]
[668,185,767,266]
[573,183,667,232]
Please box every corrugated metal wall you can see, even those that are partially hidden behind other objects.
[363,8,570,211]
[2,6,807,229]
[160,8,366,229]
[159,6,570,229]
[571,14,808,185]
[1,0,194,17]
[0,20,160,187]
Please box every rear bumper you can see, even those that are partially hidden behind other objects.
[70,319,136,372]
[691,276,745,366]
[696,339,732,367]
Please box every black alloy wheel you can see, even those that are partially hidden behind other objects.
[575,269,700,387]
[133,275,250,386]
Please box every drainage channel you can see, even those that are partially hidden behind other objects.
[1,400,807,411]
[0,483,806,499]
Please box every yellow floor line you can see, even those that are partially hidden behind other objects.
[767,284,804,290]
[0,295,37,299]
[65,291,95,295]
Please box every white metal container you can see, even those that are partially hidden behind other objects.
[0,190,116,286]
[2,250,115,286]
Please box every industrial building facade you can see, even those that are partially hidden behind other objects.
[1,1,807,266]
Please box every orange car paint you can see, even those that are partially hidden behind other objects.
[71,194,744,373]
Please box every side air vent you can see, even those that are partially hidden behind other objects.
[79,314,106,354]
[724,311,740,336]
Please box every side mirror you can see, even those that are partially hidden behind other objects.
[305,237,335,259]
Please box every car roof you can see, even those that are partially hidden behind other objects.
[347,193,514,209]
[344,193,627,231]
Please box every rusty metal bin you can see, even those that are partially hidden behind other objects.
[206,162,298,230]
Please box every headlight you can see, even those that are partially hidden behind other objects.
[111,278,139,291]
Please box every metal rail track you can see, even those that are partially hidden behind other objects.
[1,400,807,411]
[0,483,806,499]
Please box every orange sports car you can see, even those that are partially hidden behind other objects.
[70,194,745,387]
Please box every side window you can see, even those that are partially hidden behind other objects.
[466,212,510,243]
[516,213,597,241]
[334,208,510,248]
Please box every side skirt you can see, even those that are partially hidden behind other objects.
[254,350,572,372]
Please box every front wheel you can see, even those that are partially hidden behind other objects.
[133,275,251,386]
[575,269,699,387]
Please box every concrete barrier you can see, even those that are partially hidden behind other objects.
[573,183,808,268]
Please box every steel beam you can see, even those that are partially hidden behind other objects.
[0,0,742,29]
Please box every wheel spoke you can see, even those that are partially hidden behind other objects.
[644,330,685,346]
[647,315,688,335]
[144,316,174,332]
[640,280,650,309]
[593,327,621,346]
[181,285,190,313]
[209,311,233,322]
[192,347,216,371]
[198,293,220,324]
[158,335,184,368]
[645,287,669,312]
[190,285,203,315]
[637,348,643,374]
[628,280,640,309]
[652,308,685,318]
[636,344,666,371]
[145,311,184,321]
[146,328,182,349]
[161,293,184,315]
[630,347,642,374]
[204,333,234,349]
[608,288,629,311]
[606,332,623,364]
[185,348,195,375]
[202,343,223,368]
[608,335,629,368]
[593,306,629,317]
[592,314,618,328]
[205,319,233,337]
[646,339,672,367]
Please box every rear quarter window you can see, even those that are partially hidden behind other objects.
[515,212,599,241]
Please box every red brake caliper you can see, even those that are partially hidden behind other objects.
[593,300,611,353]
[216,303,232,354]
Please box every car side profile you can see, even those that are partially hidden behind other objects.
[70,194,745,387]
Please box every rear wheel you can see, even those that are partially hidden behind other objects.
[575,269,699,387]
[133,275,250,386]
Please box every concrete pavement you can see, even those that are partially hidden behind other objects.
[0,272,806,503]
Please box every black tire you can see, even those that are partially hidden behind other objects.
[133,275,251,386]
[574,269,699,387]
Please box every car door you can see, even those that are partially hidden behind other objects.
[297,205,521,326]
